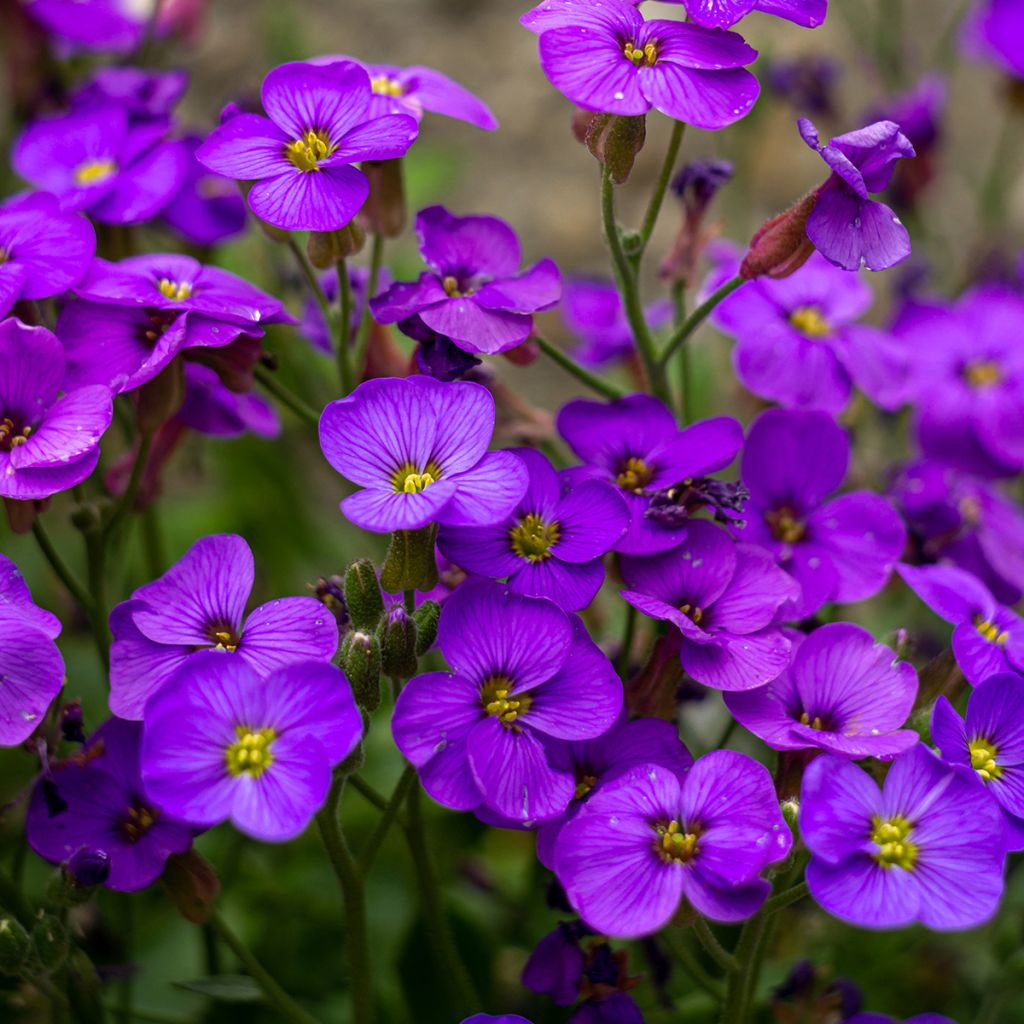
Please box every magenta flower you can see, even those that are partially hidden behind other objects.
[319,376,528,533]
[26,718,192,892]
[437,448,629,612]
[109,533,339,720]
[668,0,828,30]
[963,0,1024,79]
[555,753,791,937]
[196,61,418,232]
[522,2,760,130]
[371,206,561,355]
[621,520,798,691]
[392,580,622,822]
[0,318,113,501]
[141,654,362,842]
[0,193,95,320]
[800,744,1006,930]
[725,623,919,758]
[461,1017,532,1024]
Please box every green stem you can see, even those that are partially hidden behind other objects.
[288,238,333,334]
[104,432,154,540]
[141,504,166,580]
[31,520,94,616]
[353,232,385,377]
[693,917,739,975]
[254,365,321,427]
[336,258,355,394]
[659,276,745,368]
[534,336,624,401]
[660,928,724,1003]
[348,775,391,812]
[615,603,637,680]
[719,910,771,1023]
[359,766,416,874]
[84,530,110,673]
[638,121,685,248]
[762,880,809,914]
[0,867,33,925]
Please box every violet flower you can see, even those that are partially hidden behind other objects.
[409,318,483,382]
[109,533,340,719]
[70,67,189,123]
[800,744,1006,930]
[522,923,586,1005]
[21,0,163,53]
[176,363,280,440]
[962,0,1024,79]
[392,580,622,822]
[766,56,841,116]
[141,653,362,842]
[319,376,528,533]
[555,754,792,936]
[370,206,561,355]
[461,1017,532,1024]
[667,0,828,30]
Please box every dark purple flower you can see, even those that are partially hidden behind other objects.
[409,319,483,382]
[176,363,280,439]
[70,67,189,122]
[555,753,791,936]
[196,61,418,232]
[522,922,586,1005]
[766,55,841,116]
[13,105,188,224]
[799,118,915,271]
[65,848,112,888]
[371,206,561,355]
[437,448,628,612]
[26,718,192,891]
[0,193,95,320]
[667,0,828,29]
[0,317,113,500]
[557,394,743,555]
[800,744,1006,930]
[867,76,946,155]
[896,563,1024,686]
[141,654,362,842]
[301,266,391,356]
[621,520,798,691]
[109,533,339,719]
[319,376,528,533]
[569,992,643,1024]
[20,0,166,53]
[461,1016,533,1024]
[522,2,760,130]
[725,623,919,758]
[392,580,622,822]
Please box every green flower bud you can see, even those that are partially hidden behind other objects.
[377,604,418,680]
[379,526,439,594]
[344,559,386,631]
[31,913,69,974]
[341,630,382,711]
[0,914,31,976]
[413,600,440,656]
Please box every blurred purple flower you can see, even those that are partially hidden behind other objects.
[301,266,390,355]
[20,0,171,53]
[766,55,841,116]
[176,363,279,439]
[522,922,586,1005]
[70,67,189,122]
[962,0,1024,79]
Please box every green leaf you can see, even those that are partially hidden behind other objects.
[174,974,265,1003]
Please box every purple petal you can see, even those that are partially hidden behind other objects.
[0,318,64,416]
[370,274,449,323]
[703,545,799,634]
[800,754,881,864]
[895,562,995,625]
[11,386,111,470]
[641,64,760,131]
[417,205,522,279]
[195,114,291,179]
[0,555,61,637]
[341,482,458,533]
[474,259,562,313]
[806,854,919,929]
[238,597,339,676]
[90,139,188,225]
[680,628,792,692]
[440,451,530,528]
[0,614,64,746]
[248,164,369,232]
[329,114,418,164]
[807,190,911,273]
[557,393,676,470]
[551,480,629,562]
[419,299,533,355]
[398,66,498,129]
[261,60,372,142]
[829,325,911,410]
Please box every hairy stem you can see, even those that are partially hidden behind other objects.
[31,520,94,617]
[659,276,745,368]
[254,365,321,427]
[638,120,685,248]
[535,336,625,401]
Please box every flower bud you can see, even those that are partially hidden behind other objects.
[361,158,407,238]
[344,559,385,631]
[380,526,440,594]
[0,914,31,976]
[307,222,365,269]
[30,913,69,974]
[66,848,111,890]
[59,701,86,745]
[70,500,103,534]
[312,574,350,628]
[501,337,540,367]
[377,603,419,681]
[413,601,440,656]
[740,192,817,280]
[163,851,220,925]
[574,111,647,185]
[341,630,382,711]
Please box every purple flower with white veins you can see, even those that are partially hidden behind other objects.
[109,533,339,720]
[437,448,629,613]
[669,0,828,30]
[895,563,1024,686]
[725,623,919,759]
[392,580,622,822]
[196,61,418,232]
[319,376,528,534]
[141,653,362,842]
[371,206,561,355]
[557,394,744,555]
[799,118,915,271]
[555,753,792,937]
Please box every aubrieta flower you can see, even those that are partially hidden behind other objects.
[196,61,419,232]
[800,744,1006,930]
[392,580,622,822]
[319,376,528,534]
[521,2,760,131]
[142,653,362,841]
[109,533,339,719]
[437,448,629,612]
[21,0,179,53]
[0,317,113,501]
[0,193,95,320]
[70,67,189,123]
[176,363,280,440]
[668,0,827,30]
[932,672,1024,849]
[739,408,907,620]
[799,118,915,271]
[725,623,919,759]
[621,520,798,691]
[370,206,562,355]
[555,753,792,937]
[962,0,1024,79]
[522,922,586,1005]
[13,105,188,224]
[896,563,1024,686]
[766,55,841,116]
[557,394,744,555]
[0,553,64,746]
[26,718,192,891]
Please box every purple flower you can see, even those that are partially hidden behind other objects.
[70,67,189,122]
[141,653,362,841]
[0,553,63,746]
[867,76,946,155]
[392,580,622,822]
[26,718,192,891]
[371,206,561,355]
[522,2,760,130]
[739,408,907,620]
[319,376,528,533]
[725,623,919,758]
[535,715,694,869]
[176,363,280,440]
[196,61,418,232]
[522,923,586,1005]
[13,105,188,224]
[555,753,792,936]
[932,672,1024,850]
[962,0,1024,79]
[800,744,1006,930]
[667,0,828,30]
[461,1017,533,1024]
[109,533,339,720]
[896,563,1024,686]
[409,319,483,382]
[0,193,95,320]
[799,118,915,271]
[301,266,391,356]
[766,56,841,116]
[437,448,628,612]
[710,250,909,413]
[557,394,744,555]
[621,520,798,691]
[0,318,113,500]
[20,0,163,53]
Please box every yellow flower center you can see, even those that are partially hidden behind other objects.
[871,815,917,870]
[623,40,658,67]
[480,676,532,728]
[799,711,824,730]
[74,158,117,186]
[392,461,442,494]
[655,819,698,863]
[974,615,1008,645]
[285,129,334,172]
[970,737,1002,781]
[226,726,277,778]
[510,513,560,562]
[574,774,598,801]
[371,75,405,98]
[767,507,806,544]
[679,603,703,625]
[158,278,192,301]
[121,805,159,843]
[616,456,653,493]
[964,360,1002,388]
[789,306,832,339]
[0,417,32,451]
[206,623,240,652]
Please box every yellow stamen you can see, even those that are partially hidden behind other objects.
[371,75,405,98]
[0,418,32,450]
[964,360,1002,388]
[74,158,117,186]
[285,130,334,172]
[226,725,277,778]
[655,819,698,863]
[970,737,1002,781]
[392,460,442,494]
[870,815,917,870]
[121,805,158,843]
[799,711,824,730]
[766,507,806,544]
[510,513,560,562]
[623,40,658,67]
[679,603,703,625]
[789,306,831,339]
[158,278,192,301]
[574,774,598,801]
[481,676,532,728]
[616,456,653,493]
[974,616,1009,645]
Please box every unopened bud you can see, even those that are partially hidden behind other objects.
[136,359,185,433]
[380,526,440,594]
[574,111,647,185]
[740,192,817,280]
[163,851,220,925]
[30,913,69,974]
[0,915,31,976]
[70,501,103,534]
[413,601,440,656]
[308,222,365,269]
[66,848,110,890]
[341,630,382,711]
[377,603,419,680]
[344,560,385,631]
[361,158,407,238]
[60,701,86,744]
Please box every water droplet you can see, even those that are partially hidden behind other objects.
[613,91,625,100]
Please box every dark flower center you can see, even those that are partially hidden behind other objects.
[654,819,699,863]
[962,359,1002,388]
[140,310,177,346]
[480,675,532,729]
[120,803,159,843]
[870,815,917,870]
[0,415,33,452]
[617,456,654,493]
[510,513,560,562]
[797,709,833,731]
[574,773,599,801]
[623,40,658,67]
[678,602,704,625]
[789,305,831,338]
[766,506,806,544]
[285,129,335,173]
